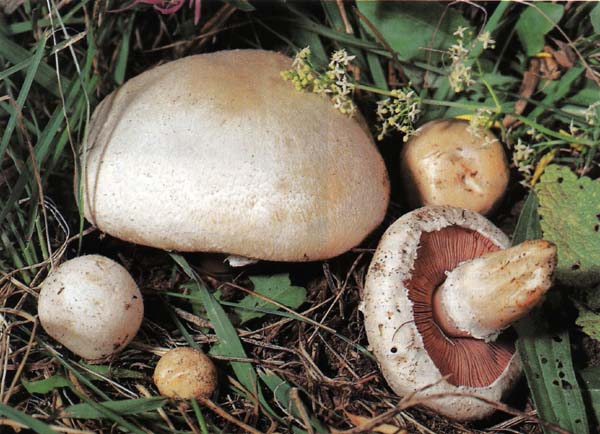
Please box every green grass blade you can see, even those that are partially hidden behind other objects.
[0,31,69,96]
[64,397,167,419]
[0,403,56,434]
[514,192,590,434]
[0,33,46,162]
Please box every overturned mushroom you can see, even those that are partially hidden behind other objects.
[363,206,556,420]
[400,119,509,215]
[82,49,389,262]
[38,255,143,360]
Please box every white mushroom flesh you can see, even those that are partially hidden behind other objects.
[433,239,557,341]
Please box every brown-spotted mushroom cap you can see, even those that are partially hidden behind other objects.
[82,49,389,262]
[400,119,509,215]
[363,206,557,420]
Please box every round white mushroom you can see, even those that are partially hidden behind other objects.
[363,206,556,420]
[82,49,390,262]
[38,255,143,360]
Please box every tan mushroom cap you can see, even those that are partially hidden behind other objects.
[82,49,390,261]
[363,206,521,421]
[400,119,509,215]
[153,347,218,400]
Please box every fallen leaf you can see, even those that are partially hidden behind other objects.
[503,58,540,127]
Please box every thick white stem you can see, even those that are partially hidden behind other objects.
[433,240,557,341]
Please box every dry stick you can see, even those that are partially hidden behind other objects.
[196,395,265,434]
[336,0,353,34]
[289,387,314,434]
[352,6,409,86]
[337,389,571,434]
[1,309,37,404]
[308,253,365,344]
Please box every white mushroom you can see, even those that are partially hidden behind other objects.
[38,255,143,360]
[153,347,218,400]
[82,49,389,262]
[400,119,509,215]
[363,206,556,420]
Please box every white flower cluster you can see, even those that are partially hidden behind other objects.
[512,139,536,186]
[282,47,357,116]
[325,49,357,115]
[466,108,499,147]
[448,27,495,93]
[375,88,421,141]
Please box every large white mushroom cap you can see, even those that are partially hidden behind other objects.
[82,49,390,261]
[38,255,143,360]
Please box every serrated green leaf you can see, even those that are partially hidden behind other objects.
[356,1,471,61]
[236,274,306,324]
[575,302,600,341]
[535,165,600,287]
[63,397,166,419]
[22,375,71,394]
[516,3,564,56]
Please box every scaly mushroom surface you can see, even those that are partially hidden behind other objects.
[363,206,556,420]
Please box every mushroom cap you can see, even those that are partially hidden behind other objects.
[38,255,143,360]
[363,206,521,421]
[153,347,218,400]
[400,119,509,215]
[82,49,390,261]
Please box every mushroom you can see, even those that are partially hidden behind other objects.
[38,255,143,360]
[153,347,218,400]
[363,206,557,420]
[82,49,389,262]
[400,119,509,215]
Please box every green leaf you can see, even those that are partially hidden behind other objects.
[574,302,600,341]
[259,370,329,434]
[535,165,600,287]
[63,397,166,419]
[513,192,542,243]
[22,375,71,394]
[235,275,306,324]
[591,3,600,33]
[356,1,471,61]
[579,367,600,429]
[0,403,56,434]
[80,363,145,380]
[516,3,565,56]
[513,192,590,434]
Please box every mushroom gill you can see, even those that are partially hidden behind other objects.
[405,225,515,388]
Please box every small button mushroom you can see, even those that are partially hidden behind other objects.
[363,206,557,421]
[82,49,390,263]
[400,119,509,215]
[153,347,218,400]
[38,255,143,360]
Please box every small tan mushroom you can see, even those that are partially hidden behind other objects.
[363,206,557,420]
[153,347,217,400]
[400,119,509,215]
[38,255,143,360]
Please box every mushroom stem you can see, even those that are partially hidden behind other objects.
[432,239,557,341]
